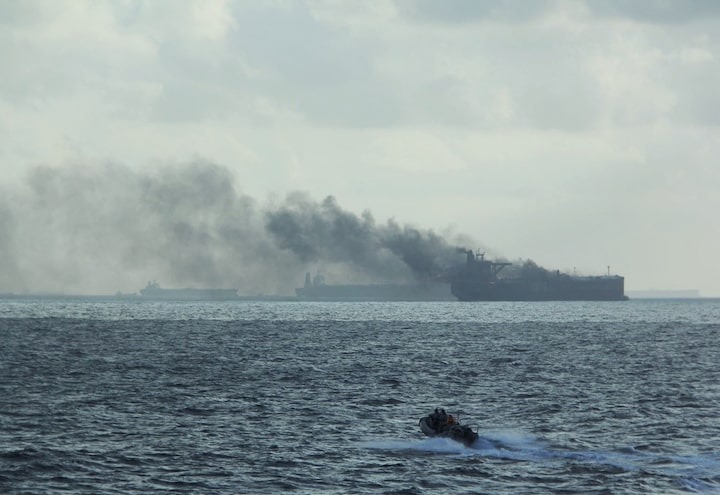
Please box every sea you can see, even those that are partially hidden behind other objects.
[1,297,719,494]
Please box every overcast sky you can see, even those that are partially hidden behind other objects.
[1,0,719,296]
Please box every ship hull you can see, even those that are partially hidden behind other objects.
[449,250,628,301]
[451,277,628,301]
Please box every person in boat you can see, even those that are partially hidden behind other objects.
[428,408,455,432]
[420,407,479,446]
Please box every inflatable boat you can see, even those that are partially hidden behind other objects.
[419,408,479,447]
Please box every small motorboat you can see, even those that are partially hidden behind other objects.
[419,408,479,446]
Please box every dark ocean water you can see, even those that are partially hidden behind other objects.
[1,298,719,494]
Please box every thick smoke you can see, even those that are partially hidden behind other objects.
[0,160,471,295]
[500,259,552,280]
[0,161,292,294]
[265,194,461,283]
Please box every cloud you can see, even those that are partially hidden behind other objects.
[3,0,719,132]
[394,0,552,24]
[395,0,720,25]
[585,0,720,24]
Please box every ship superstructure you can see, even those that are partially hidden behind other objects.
[450,250,627,301]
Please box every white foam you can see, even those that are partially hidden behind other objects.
[361,432,720,485]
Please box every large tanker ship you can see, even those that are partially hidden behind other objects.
[450,250,627,301]
[295,250,627,302]
[295,272,454,301]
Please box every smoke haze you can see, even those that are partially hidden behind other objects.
[0,161,472,295]
[266,194,463,283]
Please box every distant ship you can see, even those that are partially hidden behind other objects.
[139,281,240,300]
[295,272,454,301]
[450,250,628,301]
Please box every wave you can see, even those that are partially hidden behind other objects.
[361,430,720,491]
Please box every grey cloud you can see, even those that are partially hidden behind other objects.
[7,1,716,132]
[0,0,52,26]
[667,61,720,126]
[585,0,720,23]
[394,0,552,23]
[225,3,396,127]
[117,2,390,125]
[396,0,720,24]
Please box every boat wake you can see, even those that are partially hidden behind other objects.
[362,430,720,492]
[362,430,546,459]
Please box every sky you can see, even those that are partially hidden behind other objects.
[1,0,719,296]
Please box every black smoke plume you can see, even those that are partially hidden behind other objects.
[0,160,470,295]
[265,194,460,282]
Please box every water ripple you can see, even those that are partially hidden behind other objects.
[1,300,719,493]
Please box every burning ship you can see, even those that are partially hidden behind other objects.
[295,250,627,302]
[450,250,628,301]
